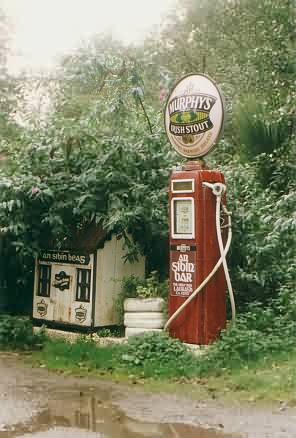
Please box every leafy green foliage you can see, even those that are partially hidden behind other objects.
[120,332,198,378]
[0,9,23,146]
[34,330,296,402]
[38,333,196,378]
[0,70,176,265]
[96,326,124,338]
[38,332,198,379]
[0,315,46,350]
[219,149,296,311]
[198,297,296,376]
[122,331,189,365]
[120,272,168,300]
[0,0,294,386]
[41,335,120,371]
[134,271,168,299]
[234,96,293,159]
[146,0,295,120]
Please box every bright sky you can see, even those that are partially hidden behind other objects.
[2,0,177,75]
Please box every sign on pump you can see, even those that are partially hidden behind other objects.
[164,73,225,159]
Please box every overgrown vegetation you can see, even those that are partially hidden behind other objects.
[0,0,293,310]
[0,0,295,391]
[34,327,296,401]
[0,316,46,350]
[120,331,197,378]
[200,304,296,375]
[120,272,168,300]
[96,326,124,338]
[38,332,199,379]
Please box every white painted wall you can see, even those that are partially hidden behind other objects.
[94,235,145,326]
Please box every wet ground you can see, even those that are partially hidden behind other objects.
[0,353,295,437]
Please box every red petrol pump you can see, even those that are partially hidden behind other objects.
[164,74,235,345]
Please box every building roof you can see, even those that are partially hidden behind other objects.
[64,222,109,253]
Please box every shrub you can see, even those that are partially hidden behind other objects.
[198,300,296,376]
[234,96,292,159]
[96,326,124,337]
[0,315,46,350]
[220,149,296,311]
[120,331,198,378]
[135,271,168,299]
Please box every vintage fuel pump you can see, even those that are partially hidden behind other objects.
[164,74,235,344]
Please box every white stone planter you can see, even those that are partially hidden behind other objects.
[124,297,164,312]
[124,311,165,328]
[125,327,163,337]
[124,297,166,337]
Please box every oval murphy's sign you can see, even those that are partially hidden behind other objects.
[164,74,225,158]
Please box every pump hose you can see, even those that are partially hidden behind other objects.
[216,192,236,321]
[164,182,236,331]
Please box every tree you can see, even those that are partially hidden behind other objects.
[0,8,24,162]
[142,0,296,151]
[0,3,295,314]
[0,51,177,274]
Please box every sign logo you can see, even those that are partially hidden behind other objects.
[53,271,70,291]
[75,305,87,323]
[177,244,191,252]
[170,250,197,297]
[168,93,216,136]
[165,74,224,158]
[39,250,90,266]
[36,299,48,317]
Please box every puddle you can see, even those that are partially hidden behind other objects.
[2,354,296,438]
[2,388,233,438]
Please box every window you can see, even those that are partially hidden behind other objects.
[171,179,194,193]
[76,269,91,302]
[37,264,51,297]
[171,197,195,239]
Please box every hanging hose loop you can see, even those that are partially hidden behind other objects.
[164,180,236,332]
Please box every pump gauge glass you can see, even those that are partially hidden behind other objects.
[174,199,193,235]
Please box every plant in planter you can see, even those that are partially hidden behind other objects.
[118,272,168,337]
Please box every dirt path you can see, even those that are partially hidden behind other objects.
[0,353,295,437]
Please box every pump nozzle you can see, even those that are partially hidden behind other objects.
[202,182,226,196]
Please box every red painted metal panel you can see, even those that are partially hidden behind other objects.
[168,165,226,344]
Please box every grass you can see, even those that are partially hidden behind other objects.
[204,353,296,403]
[139,352,296,405]
[3,312,293,405]
[34,337,122,372]
[30,334,296,405]
[2,314,294,405]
